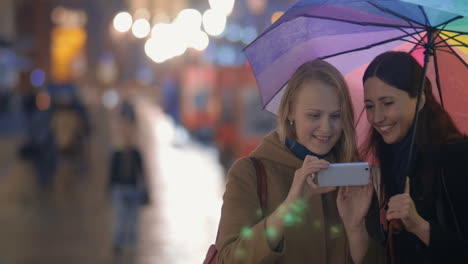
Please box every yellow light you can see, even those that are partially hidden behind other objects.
[51,27,86,83]
[271,11,284,24]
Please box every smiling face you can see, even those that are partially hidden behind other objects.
[364,77,420,144]
[288,80,343,155]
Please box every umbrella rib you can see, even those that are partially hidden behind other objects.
[435,28,468,35]
[400,38,424,46]
[413,46,461,58]
[395,27,424,45]
[437,44,467,48]
[434,16,465,30]
[297,14,422,29]
[430,48,464,57]
[437,37,468,68]
[433,33,463,46]
[320,31,423,60]
[438,31,468,48]
[409,31,429,54]
[419,6,431,28]
[369,1,428,44]
[368,2,426,28]
[432,50,445,108]
[435,17,451,34]
[354,106,366,129]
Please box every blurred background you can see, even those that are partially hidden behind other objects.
[0,0,294,263]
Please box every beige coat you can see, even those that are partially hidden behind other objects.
[216,131,383,264]
[216,131,384,264]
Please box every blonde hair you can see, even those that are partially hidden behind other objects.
[277,59,359,162]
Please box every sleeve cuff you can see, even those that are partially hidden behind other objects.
[249,219,285,262]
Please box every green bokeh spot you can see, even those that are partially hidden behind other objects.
[256,208,263,217]
[235,247,246,259]
[313,220,321,228]
[283,213,295,226]
[290,200,306,214]
[240,226,253,240]
[330,225,340,234]
[278,205,287,214]
[330,225,343,239]
[266,227,277,240]
[296,216,303,224]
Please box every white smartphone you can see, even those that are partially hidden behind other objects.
[317,162,370,187]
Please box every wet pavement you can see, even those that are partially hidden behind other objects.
[0,101,224,264]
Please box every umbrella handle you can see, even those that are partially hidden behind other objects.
[389,219,404,233]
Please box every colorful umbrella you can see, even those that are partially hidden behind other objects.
[244,0,468,142]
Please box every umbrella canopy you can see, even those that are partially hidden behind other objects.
[244,0,468,140]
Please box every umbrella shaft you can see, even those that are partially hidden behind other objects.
[404,30,435,189]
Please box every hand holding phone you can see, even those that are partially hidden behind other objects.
[317,162,370,187]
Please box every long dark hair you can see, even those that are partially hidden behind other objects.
[361,51,462,198]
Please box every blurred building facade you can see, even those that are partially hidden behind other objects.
[0,0,296,170]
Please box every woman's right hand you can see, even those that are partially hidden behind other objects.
[286,155,336,203]
[265,155,335,250]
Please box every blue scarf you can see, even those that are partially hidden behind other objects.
[285,137,331,160]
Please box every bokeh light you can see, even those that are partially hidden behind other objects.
[226,23,242,42]
[247,0,267,15]
[30,69,45,87]
[313,220,321,228]
[132,18,151,38]
[209,0,235,15]
[202,9,227,36]
[134,8,151,20]
[175,9,202,31]
[265,227,277,240]
[102,89,119,109]
[113,12,133,32]
[189,30,210,51]
[51,6,66,25]
[271,11,284,24]
[145,37,169,63]
[240,226,253,240]
[36,92,51,111]
[216,45,236,65]
[235,248,246,259]
[241,26,258,45]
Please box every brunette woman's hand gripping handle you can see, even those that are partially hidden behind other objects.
[387,177,430,245]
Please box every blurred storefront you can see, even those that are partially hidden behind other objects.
[0,0,293,165]
[0,0,294,262]
[212,65,276,171]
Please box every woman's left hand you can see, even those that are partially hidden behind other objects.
[337,182,374,230]
[386,178,428,235]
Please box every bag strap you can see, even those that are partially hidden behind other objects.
[249,157,268,213]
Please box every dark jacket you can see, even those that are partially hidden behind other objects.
[109,148,144,186]
[367,139,468,263]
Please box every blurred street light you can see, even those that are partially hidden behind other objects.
[202,9,226,36]
[209,0,235,15]
[113,12,133,33]
[132,18,151,38]
[175,9,202,31]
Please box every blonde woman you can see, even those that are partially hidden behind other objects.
[215,59,381,263]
